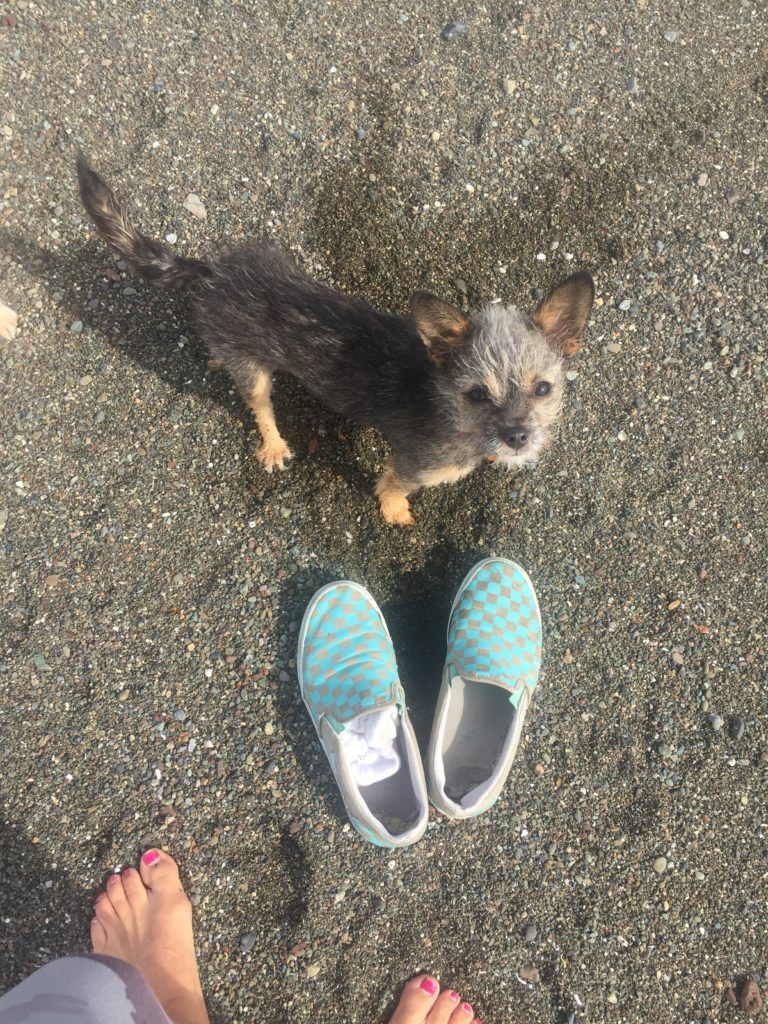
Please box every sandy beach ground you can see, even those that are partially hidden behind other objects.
[1,2,767,1021]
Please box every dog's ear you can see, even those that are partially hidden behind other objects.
[533,271,595,357]
[410,292,471,364]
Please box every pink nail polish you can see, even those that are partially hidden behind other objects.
[142,850,159,865]
[420,978,438,995]
[463,1003,473,1014]
[449,990,459,1000]
[107,873,119,885]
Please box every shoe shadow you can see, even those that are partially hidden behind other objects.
[272,538,492,826]
[380,540,477,746]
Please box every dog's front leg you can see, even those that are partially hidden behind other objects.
[374,457,416,526]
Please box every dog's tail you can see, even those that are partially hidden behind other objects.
[76,156,212,291]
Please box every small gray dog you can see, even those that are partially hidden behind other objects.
[77,157,594,525]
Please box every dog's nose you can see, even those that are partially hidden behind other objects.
[502,426,529,450]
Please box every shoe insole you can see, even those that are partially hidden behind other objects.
[359,733,422,836]
[442,677,515,802]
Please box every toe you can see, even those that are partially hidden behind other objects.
[90,916,107,952]
[426,989,462,1023]
[139,849,183,894]
[105,872,129,914]
[94,889,118,927]
[389,975,441,1023]
[448,1002,475,1023]
[121,866,148,907]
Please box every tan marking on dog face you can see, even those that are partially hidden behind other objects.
[518,366,564,437]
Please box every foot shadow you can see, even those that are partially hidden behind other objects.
[382,540,490,748]
[270,539,491,822]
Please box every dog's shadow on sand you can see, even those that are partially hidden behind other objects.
[5,230,388,499]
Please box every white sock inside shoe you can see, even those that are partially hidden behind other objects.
[339,707,401,786]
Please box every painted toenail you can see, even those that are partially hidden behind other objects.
[142,850,159,865]
[420,978,438,995]
[462,1004,473,1014]
[108,874,120,885]
[449,991,459,1000]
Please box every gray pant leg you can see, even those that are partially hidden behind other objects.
[0,954,172,1024]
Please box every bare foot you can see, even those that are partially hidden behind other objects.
[91,849,209,1024]
[389,975,482,1024]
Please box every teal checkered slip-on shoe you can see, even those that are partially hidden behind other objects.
[297,581,429,848]
[427,557,542,820]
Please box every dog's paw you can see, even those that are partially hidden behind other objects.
[256,439,293,473]
[379,496,415,527]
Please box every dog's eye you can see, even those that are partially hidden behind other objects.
[467,386,489,403]
[534,381,551,397]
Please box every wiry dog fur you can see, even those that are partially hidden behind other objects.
[76,156,594,525]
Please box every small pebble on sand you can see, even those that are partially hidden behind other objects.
[441,20,469,40]
[729,716,745,740]
[739,979,762,1016]
[183,194,207,219]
